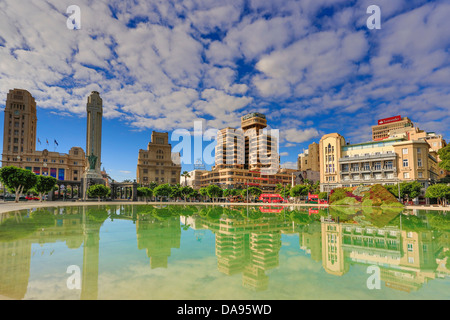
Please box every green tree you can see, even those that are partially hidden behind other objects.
[318,192,328,200]
[199,187,208,202]
[400,181,422,202]
[290,184,310,203]
[180,186,194,202]
[189,189,199,201]
[438,144,450,171]
[153,183,172,201]
[148,181,158,190]
[87,184,110,202]
[35,175,57,202]
[275,183,291,199]
[137,187,153,201]
[247,187,262,202]
[425,184,450,206]
[170,184,182,200]
[0,166,38,202]
[385,184,399,198]
[206,184,223,203]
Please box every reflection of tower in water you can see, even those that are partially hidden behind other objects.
[136,215,181,269]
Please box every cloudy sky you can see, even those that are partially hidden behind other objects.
[1,0,449,180]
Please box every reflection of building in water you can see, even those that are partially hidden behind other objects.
[136,215,181,269]
[202,213,290,291]
[321,220,348,276]
[298,222,322,262]
[0,235,32,300]
[0,207,86,299]
[320,217,444,292]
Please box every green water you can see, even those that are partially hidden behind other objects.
[0,204,449,300]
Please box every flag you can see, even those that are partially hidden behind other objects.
[46,139,49,145]
[54,139,59,146]
[38,138,41,145]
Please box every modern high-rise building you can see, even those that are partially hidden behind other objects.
[201,112,290,191]
[136,131,182,186]
[1,89,86,181]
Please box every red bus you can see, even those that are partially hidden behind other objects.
[259,194,288,203]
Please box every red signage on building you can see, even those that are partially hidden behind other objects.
[378,115,401,125]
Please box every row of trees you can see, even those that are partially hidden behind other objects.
[0,166,58,202]
[384,181,450,206]
[0,166,113,202]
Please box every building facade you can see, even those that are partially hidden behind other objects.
[371,115,413,141]
[136,131,181,186]
[200,113,290,192]
[319,133,439,199]
[1,89,86,181]
[297,142,320,172]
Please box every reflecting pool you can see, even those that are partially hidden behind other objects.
[0,204,449,300]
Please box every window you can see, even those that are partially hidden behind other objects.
[417,148,421,154]
[407,243,413,252]
[363,162,370,171]
[403,172,410,179]
[418,172,423,178]
[402,148,408,154]
[385,161,393,170]
[417,158,422,167]
[156,149,164,159]
[403,159,409,167]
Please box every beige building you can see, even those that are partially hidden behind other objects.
[297,142,320,172]
[184,169,208,189]
[136,131,181,186]
[1,89,86,181]
[319,133,439,199]
[372,116,413,141]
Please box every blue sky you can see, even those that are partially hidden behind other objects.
[1,0,449,181]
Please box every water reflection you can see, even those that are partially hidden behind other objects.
[0,204,449,299]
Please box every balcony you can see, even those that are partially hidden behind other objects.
[339,152,397,164]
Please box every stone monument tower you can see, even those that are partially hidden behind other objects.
[82,91,105,198]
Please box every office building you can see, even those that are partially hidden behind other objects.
[136,131,182,186]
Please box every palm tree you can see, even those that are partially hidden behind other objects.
[181,171,191,186]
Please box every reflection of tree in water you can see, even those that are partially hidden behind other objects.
[86,207,109,224]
